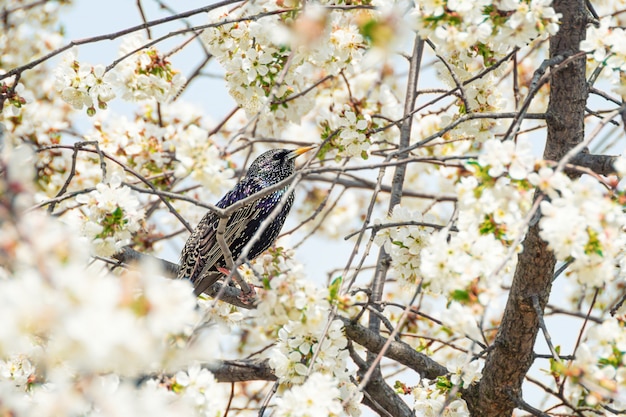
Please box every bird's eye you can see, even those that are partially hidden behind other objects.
[273,152,284,160]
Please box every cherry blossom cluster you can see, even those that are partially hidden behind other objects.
[201,4,313,134]
[335,108,372,158]
[55,51,117,114]
[1,82,31,118]
[314,72,397,159]
[3,88,70,149]
[374,205,432,285]
[377,139,535,297]
[0,152,223,417]
[562,319,626,413]
[410,0,560,55]
[207,9,286,97]
[1,1,73,154]
[116,35,186,103]
[429,140,534,289]
[410,353,481,417]
[0,373,220,417]
[1,0,67,119]
[412,382,470,417]
[235,248,362,415]
[168,364,229,417]
[55,35,186,115]
[84,102,234,196]
[75,175,145,257]
[580,16,626,98]
[0,354,33,389]
[274,372,343,417]
[271,318,349,383]
[581,17,626,72]
[201,3,403,159]
[0,214,199,375]
[538,171,626,287]
[250,248,328,331]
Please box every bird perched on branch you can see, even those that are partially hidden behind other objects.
[177,146,315,296]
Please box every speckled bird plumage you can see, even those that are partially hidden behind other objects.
[178,147,313,296]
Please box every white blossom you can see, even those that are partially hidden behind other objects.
[374,205,431,285]
[274,373,343,417]
[539,179,626,287]
[55,50,117,113]
[75,174,145,257]
[413,378,470,417]
[478,138,535,180]
[114,35,186,103]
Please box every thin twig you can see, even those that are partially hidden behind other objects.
[531,295,562,364]
[47,141,104,214]
[37,144,193,231]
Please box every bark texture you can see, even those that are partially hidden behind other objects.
[465,1,588,415]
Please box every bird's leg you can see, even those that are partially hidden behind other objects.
[216,266,230,276]
[217,266,257,304]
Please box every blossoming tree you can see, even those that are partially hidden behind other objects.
[1,0,626,416]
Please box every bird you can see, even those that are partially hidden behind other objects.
[177,146,315,297]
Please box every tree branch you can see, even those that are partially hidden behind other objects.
[467,1,589,415]
[207,358,277,382]
[111,247,253,309]
[361,375,414,417]
[367,34,423,362]
[338,316,448,380]
[110,248,437,383]
[569,150,619,176]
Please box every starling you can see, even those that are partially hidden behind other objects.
[178,146,315,296]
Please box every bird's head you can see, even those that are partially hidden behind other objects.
[246,146,315,184]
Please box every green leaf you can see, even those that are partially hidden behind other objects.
[328,276,342,300]
[435,375,453,392]
[451,289,470,302]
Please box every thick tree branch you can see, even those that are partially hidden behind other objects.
[207,358,277,382]
[112,247,253,309]
[569,150,619,176]
[113,246,179,277]
[361,376,414,417]
[467,1,589,415]
[339,316,448,380]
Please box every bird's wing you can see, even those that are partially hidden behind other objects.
[179,177,267,287]
[194,197,267,280]
[177,209,218,280]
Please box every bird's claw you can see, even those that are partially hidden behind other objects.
[217,266,257,304]
[237,285,257,305]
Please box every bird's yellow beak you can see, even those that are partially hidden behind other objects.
[287,145,316,159]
